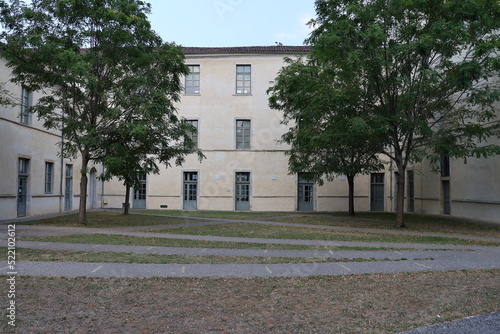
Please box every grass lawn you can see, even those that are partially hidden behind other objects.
[274,213,500,236]
[21,210,500,236]
[23,234,421,252]
[136,209,299,220]
[18,211,205,228]
[13,247,390,265]
[145,223,500,246]
[2,270,498,333]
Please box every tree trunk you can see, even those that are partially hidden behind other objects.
[78,154,89,225]
[347,174,355,216]
[124,185,130,215]
[394,164,406,228]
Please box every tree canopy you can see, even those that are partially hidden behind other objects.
[270,0,500,226]
[268,57,383,215]
[0,0,197,223]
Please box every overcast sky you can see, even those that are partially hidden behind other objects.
[146,0,317,47]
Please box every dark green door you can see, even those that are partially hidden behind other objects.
[442,181,451,215]
[370,173,385,212]
[407,171,415,213]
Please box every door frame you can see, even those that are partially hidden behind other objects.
[235,171,251,211]
[183,171,199,210]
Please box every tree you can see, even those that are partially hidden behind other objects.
[268,57,383,215]
[0,0,192,223]
[0,81,14,107]
[100,118,202,215]
[288,0,500,227]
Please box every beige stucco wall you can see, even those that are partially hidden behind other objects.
[2,51,499,223]
[0,58,82,220]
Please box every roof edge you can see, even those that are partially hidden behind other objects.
[182,46,311,55]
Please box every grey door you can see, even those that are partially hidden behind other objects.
[407,170,415,213]
[17,158,30,217]
[298,173,314,211]
[64,165,73,211]
[17,176,27,217]
[133,174,147,209]
[235,172,250,211]
[183,172,198,210]
[442,181,451,215]
[370,173,385,212]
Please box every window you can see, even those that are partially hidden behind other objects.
[19,158,29,175]
[236,65,251,94]
[185,65,200,94]
[20,86,32,125]
[185,120,199,149]
[45,162,54,194]
[236,120,251,150]
[441,153,450,177]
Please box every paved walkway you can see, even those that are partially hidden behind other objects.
[1,212,499,278]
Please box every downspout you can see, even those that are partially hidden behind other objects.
[389,147,394,212]
[59,111,64,213]
[101,163,105,209]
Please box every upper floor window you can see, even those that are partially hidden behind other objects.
[236,65,251,94]
[20,86,32,125]
[441,153,450,177]
[185,65,200,94]
[185,119,199,149]
[236,119,251,150]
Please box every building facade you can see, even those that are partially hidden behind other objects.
[0,58,96,220]
[1,47,499,223]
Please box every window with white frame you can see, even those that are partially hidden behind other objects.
[186,120,199,149]
[236,65,251,94]
[236,119,251,150]
[185,65,200,94]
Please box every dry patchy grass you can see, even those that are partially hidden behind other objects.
[2,270,498,334]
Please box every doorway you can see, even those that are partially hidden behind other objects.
[298,173,314,211]
[235,172,250,211]
[370,173,385,211]
[133,174,147,209]
[183,172,198,210]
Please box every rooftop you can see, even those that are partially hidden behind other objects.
[183,45,311,55]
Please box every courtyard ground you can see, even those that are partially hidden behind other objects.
[1,210,499,333]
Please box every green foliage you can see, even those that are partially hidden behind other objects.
[0,81,15,107]
[270,0,499,226]
[269,57,383,184]
[0,0,200,221]
[307,0,500,168]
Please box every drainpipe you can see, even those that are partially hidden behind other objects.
[59,116,64,213]
[389,148,394,212]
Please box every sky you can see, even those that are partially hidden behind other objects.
[146,0,317,47]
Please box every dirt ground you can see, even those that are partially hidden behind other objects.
[2,270,499,334]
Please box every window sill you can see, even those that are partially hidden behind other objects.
[184,93,201,96]
[233,94,252,96]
